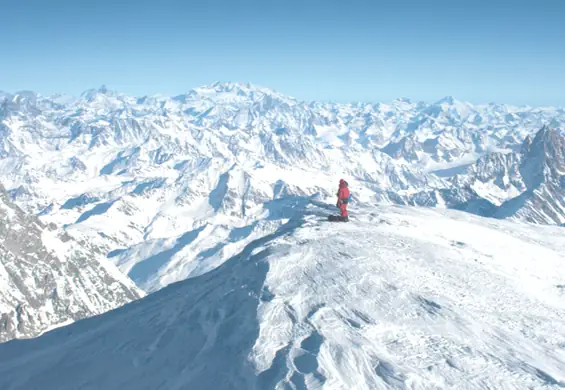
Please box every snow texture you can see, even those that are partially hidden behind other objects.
[1,201,564,389]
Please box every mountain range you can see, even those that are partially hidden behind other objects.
[1,82,564,296]
[2,82,565,388]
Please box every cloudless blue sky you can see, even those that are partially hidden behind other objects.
[1,0,564,105]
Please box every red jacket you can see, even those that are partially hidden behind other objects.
[337,180,350,202]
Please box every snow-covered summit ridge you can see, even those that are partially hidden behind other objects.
[1,202,564,389]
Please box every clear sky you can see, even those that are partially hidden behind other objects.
[1,0,564,106]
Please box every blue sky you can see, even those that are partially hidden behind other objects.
[1,0,564,105]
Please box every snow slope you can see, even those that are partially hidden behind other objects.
[1,201,564,389]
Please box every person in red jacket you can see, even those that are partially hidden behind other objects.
[336,179,350,221]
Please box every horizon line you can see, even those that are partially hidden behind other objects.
[2,81,564,109]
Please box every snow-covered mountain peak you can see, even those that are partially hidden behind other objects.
[0,91,42,116]
[183,81,295,104]
[425,95,475,119]
[2,83,565,388]
[393,97,413,104]
[80,84,120,100]
[11,90,39,101]
[520,125,565,189]
[435,95,457,105]
[75,86,139,113]
[2,203,565,389]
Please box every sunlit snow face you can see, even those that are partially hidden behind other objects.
[3,202,565,390]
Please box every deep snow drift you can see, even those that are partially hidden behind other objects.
[1,202,564,390]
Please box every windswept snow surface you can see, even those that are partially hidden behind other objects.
[1,202,565,389]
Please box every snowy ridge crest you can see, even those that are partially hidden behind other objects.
[1,203,565,389]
